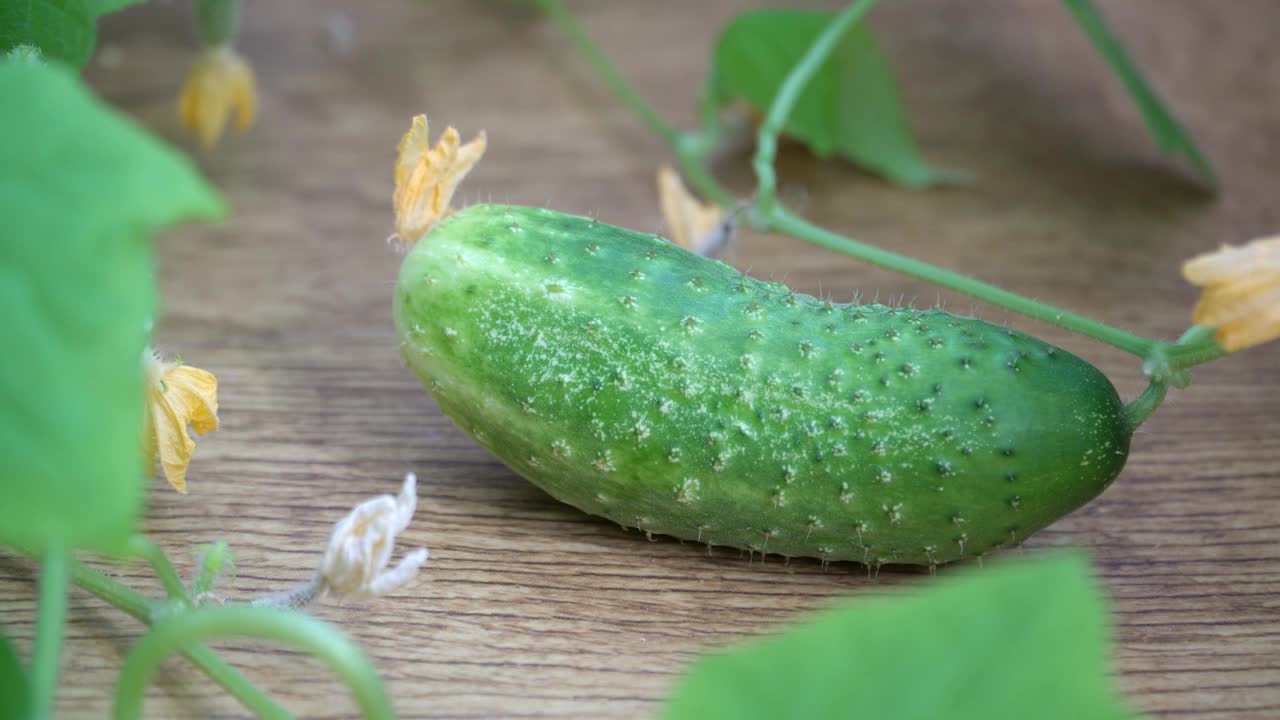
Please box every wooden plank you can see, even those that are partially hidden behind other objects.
[1,0,1277,717]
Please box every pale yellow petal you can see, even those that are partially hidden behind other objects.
[1182,234,1280,353]
[231,58,258,131]
[1191,271,1280,326]
[395,115,430,190]
[152,390,197,494]
[657,164,725,255]
[391,114,486,248]
[176,46,258,148]
[1183,234,1280,285]
[177,77,197,131]
[1216,300,1280,352]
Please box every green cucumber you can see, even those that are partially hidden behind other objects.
[394,205,1132,565]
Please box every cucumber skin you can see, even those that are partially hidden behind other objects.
[395,205,1131,565]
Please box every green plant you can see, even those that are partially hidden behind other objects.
[0,33,417,720]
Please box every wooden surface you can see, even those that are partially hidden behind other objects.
[2,0,1279,717]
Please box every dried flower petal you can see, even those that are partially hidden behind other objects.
[319,473,429,600]
[144,349,219,493]
[657,164,733,257]
[392,115,487,249]
[1182,234,1280,351]
[177,45,257,147]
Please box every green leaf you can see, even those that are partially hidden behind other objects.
[709,8,943,188]
[664,552,1135,720]
[0,629,28,720]
[0,61,223,554]
[1063,0,1214,185]
[0,0,95,69]
[86,0,146,17]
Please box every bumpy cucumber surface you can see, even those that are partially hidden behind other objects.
[395,205,1131,565]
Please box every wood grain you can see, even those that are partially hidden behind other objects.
[2,1,1278,717]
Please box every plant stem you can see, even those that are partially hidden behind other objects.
[30,545,69,719]
[69,558,152,622]
[1165,336,1228,369]
[70,558,290,719]
[249,574,326,609]
[752,0,880,216]
[769,207,1159,355]
[1124,380,1168,431]
[674,133,736,207]
[196,0,241,47]
[114,607,393,720]
[536,0,680,147]
[127,536,191,607]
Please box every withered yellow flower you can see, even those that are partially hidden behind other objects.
[1182,234,1280,352]
[392,114,487,249]
[144,350,219,493]
[657,164,731,257]
[318,472,428,600]
[177,45,257,148]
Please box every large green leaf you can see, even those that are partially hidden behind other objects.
[0,0,94,68]
[86,0,146,17]
[1063,0,1214,184]
[0,61,223,554]
[664,552,1135,720]
[709,8,943,188]
[0,629,27,720]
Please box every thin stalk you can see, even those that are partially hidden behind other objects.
[30,545,70,719]
[536,0,680,147]
[1165,337,1228,369]
[195,0,241,47]
[70,558,152,622]
[114,607,393,720]
[674,133,736,206]
[1124,380,1169,431]
[127,536,191,607]
[752,0,881,216]
[770,207,1159,356]
[70,559,290,719]
[249,575,325,609]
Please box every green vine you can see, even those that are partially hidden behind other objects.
[70,556,291,719]
[535,0,1231,429]
[113,606,394,720]
[30,546,69,719]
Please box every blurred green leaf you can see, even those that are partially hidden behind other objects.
[664,552,1135,720]
[86,0,146,17]
[0,0,94,68]
[0,61,223,554]
[1063,0,1214,184]
[0,629,27,720]
[709,8,943,188]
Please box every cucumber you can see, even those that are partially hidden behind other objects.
[394,205,1132,565]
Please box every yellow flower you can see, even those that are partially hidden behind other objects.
[177,45,257,148]
[1182,234,1280,352]
[144,350,219,493]
[392,114,487,249]
[656,164,732,257]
